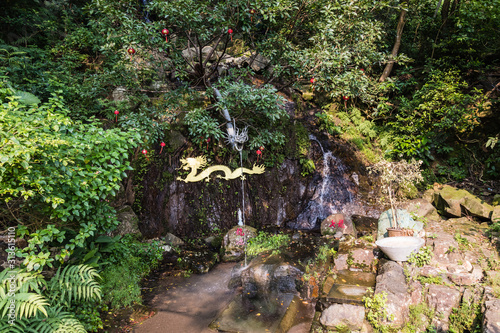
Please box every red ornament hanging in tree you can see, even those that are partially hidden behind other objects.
[114,110,119,122]
[343,95,349,109]
[127,47,136,61]
[142,149,149,161]
[161,28,169,42]
[228,28,233,42]
[310,78,316,91]
[206,137,211,150]
[249,9,256,22]
[256,149,262,163]
[160,142,166,154]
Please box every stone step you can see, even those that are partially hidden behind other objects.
[320,270,376,305]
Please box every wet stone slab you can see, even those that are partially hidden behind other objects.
[210,293,295,333]
[321,270,376,305]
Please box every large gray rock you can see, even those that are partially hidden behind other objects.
[401,198,440,222]
[320,213,356,238]
[164,232,184,246]
[377,209,424,240]
[432,185,494,220]
[114,205,141,236]
[483,287,500,333]
[320,303,365,331]
[492,206,500,223]
[374,260,411,327]
[426,284,461,331]
[181,46,217,61]
[112,86,128,102]
[230,253,303,296]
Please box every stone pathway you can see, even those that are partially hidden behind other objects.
[133,262,237,333]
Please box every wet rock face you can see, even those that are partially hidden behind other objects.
[137,157,310,238]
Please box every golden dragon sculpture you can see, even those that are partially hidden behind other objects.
[176,156,265,182]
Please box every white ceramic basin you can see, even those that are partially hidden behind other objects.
[375,236,425,262]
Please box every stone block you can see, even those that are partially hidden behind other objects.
[320,303,365,331]
[426,284,461,331]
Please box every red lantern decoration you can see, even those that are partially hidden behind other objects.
[206,137,211,150]
[160,142,166,154]
[161,28,169,42]
[343,96,349,109]
[249,9,256,22]
[310,78,316,92]
[127,47,136,61]
[256,149,262,163]
[142,149,149,161]
[114,110,119,122]
[228,28,233,42]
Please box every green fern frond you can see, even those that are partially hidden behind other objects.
[29,306,86,333]
[0,319,28,333]
[0,306,87,333]
[0,269,49,320]
[0,269,45,295]
[48,264,101,307]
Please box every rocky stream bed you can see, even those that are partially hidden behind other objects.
[112,183,500,333]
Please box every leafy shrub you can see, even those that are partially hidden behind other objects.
[363,289,394,333]
[246,232,290,257]
[407,246,433,267]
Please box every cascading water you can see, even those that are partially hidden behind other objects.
[289,135,356,230]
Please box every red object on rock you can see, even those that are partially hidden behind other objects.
[228,28,233,41]
[161,28,169,42]
[160,142,166,154]
[114,110,119,122]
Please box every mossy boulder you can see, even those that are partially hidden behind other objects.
[222,225,257,261]
[114,205,141,236]
[432,185,494,220]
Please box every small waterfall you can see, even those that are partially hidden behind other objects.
[290,135,355,230]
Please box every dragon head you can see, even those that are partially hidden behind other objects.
[178,156,207,171]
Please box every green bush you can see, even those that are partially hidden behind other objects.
[246,232,290,257]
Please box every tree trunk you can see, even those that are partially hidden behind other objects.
[379,1,408,82]
[441,0,451,24]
